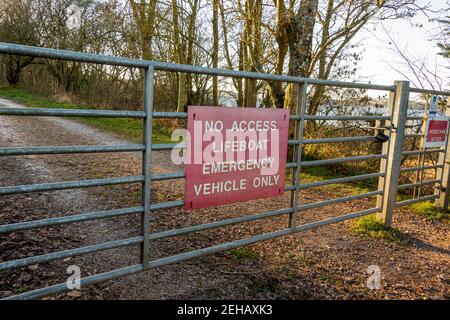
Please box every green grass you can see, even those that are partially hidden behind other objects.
[15,287,28,293]
[0,86,172,143]
[300,166,336,182]
[410,201,449,222]
[294,165,378,195]
[353,214,405,243]
[229,247,258,260]
[318,273,334,283]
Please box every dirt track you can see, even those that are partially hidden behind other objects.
[0,98,449,299]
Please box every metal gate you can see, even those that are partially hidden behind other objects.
[0,43,449,300]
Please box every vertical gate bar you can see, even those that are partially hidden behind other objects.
[288,84,300,225]
[435,97,450,210]
[376,92,395,209]
[289,82,307,228]
[141,64,155,270]
[417,149,427,199]
[378,81,409,227]
[413,112,427,198]
[435,119,450,203]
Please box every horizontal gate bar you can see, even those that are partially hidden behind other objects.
[1,43,448,95]
[152,159,384,181]
[3,206,380,300]
[0,176,144,195]
[151,171,185,181]
[0,207,144,234]
[1,189,382,237]
[303,115,390,121]
[146,138,382,151]
[402,149,444,157]
[4,264,145,300]
[410,87,450,96]
[0,107,146,118]
[0,236,143,271]
[148,208,294,241]
[404,134,423,138]
[300,154,386,167]
[395,194,438,207]
[287,162,298,169]
[400,164,442,172]
[152,60,394,90]
[150,200,184,210]
[286,172,384,190]
[0,43,395,90]
[0,144,145,156]
[303,136,376,144]
[152,143,182,150]
[150,142,329,150]
[397,179,441,190]
[297,191,382,211]
[0,42,150,68]
[153,111,187,119]
[148,192,383,241]
[152,112,390,122]
[406,116,425,121]
[150,140,324,148]
[0,201,181,235]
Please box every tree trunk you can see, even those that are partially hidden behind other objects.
[171,0,187,112]
[284,0,318,110]
[212,0,219,105]
[4,56,33,86]
[237,38,244,106]
[185,0,199,106]
[130,0,158,60]
[6,64,20,86]
[267,0,289,108]
[241,0,262,107]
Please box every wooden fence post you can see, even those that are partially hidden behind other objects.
[435,97,450,211]
[377,81,409,227]
[376,92,394,210]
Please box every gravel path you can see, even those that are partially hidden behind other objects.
[0,98,449,299]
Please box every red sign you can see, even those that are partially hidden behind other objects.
[184,106,289,210]
[424,117,448,148]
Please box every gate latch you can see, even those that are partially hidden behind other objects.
[363,125,391,143]
[374,132,389,143]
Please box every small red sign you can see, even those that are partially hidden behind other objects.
[185,106,289,210]
[424,117,448,148]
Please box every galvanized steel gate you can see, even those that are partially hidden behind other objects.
[0,43,449,300]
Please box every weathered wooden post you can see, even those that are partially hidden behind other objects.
[377,81,409,227]
[435,97,450,211]
[375,94,393,210]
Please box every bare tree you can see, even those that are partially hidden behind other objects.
[0,0,40,85]
[212,0,219,104]
[383,23,448,93]
[130,0,158,60]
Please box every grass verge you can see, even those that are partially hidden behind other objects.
[296,166,378,195]
[229,247,259,260]
[353,214,405,243]
[410,201,449,222]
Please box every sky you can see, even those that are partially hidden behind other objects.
[355,0,449,92]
